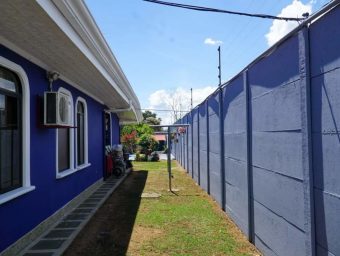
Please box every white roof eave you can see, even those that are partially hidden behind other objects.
[36,0,142,121]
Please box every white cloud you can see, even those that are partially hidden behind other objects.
[204,38,223,45]
[147,86,217,125]
[265,0,315,47]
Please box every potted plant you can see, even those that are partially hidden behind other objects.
[135,150,140,161]
[151,152,160,162]
[178,127,186,134]
[138,134,159,160]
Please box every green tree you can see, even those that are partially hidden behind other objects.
[144,117,162,131]
[138,134,159,150]
[120,122,154,138]
[142,110,157,120]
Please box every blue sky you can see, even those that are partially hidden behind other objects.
[86,0,326,123]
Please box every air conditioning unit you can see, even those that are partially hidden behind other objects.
[44,91,72,126]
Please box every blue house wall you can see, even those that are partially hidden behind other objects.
[0,44,120,252]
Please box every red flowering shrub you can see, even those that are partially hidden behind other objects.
[120,131,138,152]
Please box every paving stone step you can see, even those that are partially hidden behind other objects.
[88,195,105,199]
[78,203,97,208]
[31,240,66,250]
[44,229,75,239]
[24,252,54,256]
[64,214,88,221]
[72,208,93,214]
[84,198,101,203]
[55,222,81,229]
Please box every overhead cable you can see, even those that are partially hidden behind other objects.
[138,109,190,112]
[143,0,306,21]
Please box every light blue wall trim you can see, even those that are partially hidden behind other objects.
[206,101,210,194]
[299,27,315,256]
[219,89,225,211]
[245,70,254,242]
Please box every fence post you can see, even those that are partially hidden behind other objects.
[192,111,194,179]
[245,70,254,243]
[206,100,210,194]
[219,89,225,211]
[299,27,315,256]
[187,114,189,173]
[198,108,201,185]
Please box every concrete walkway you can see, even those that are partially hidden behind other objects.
[159,154,175,160]
[19,170,131,256]
[129,154,175,161]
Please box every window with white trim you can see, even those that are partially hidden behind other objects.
[0,66,22,194]
[75,97,88,168]
[56,88,74,176]
[0,57,34,205]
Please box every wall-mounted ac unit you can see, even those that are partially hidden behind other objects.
[44,91,71,126]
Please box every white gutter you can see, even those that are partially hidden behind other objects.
[105,100,141,124]
[106,100,133,113]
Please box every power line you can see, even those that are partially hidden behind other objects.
[198,0,271,87]
[138,109,190,112]
[219,0,256,45]
[143,0,305,21]
[220,0,270,56]
[224,0,283,64]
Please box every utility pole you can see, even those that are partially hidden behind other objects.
[191,88,193,110]
[180,103,182,119]
[218,46,221,86]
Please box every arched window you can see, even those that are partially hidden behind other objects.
[75,97,89,168]
[0,57,34,205]
[0,66,22,194]
[77,102,85,165]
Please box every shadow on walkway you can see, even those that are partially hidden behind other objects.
[64,170,148,256]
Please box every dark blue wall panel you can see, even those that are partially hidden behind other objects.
[187,113,193,177]
[208,92,222,206]
[310,6,340,255]
[254,201,305,256]
[222,75,248,235]
[192,108,199,183]
[171,4,340,256]
[183,115,187,171]
[199,104,208,192]
[249,34,305,255]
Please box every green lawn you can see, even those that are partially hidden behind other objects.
[129,161,260,256]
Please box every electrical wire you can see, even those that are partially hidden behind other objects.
[198,0,271,87]
[223,0,283,68]
[193,0,257,86]
[143,0,305,21]
[137,109,190,112]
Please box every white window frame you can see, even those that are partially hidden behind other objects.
[0,56,35,205]
[75,97,90,170]
[56,87,76,179]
